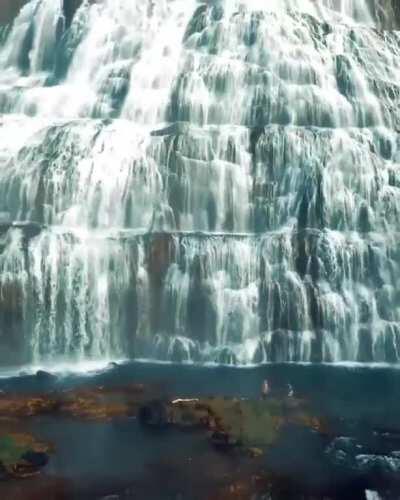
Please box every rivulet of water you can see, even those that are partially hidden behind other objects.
[0,0,399,366]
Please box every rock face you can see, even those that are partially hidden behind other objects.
[1,0,400,366]
[0,0,27,26]
[369,0,400,29]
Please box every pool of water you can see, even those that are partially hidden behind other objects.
[0,362,399,499]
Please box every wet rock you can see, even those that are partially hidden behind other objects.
[35,370,57,383]
[107,362,119,369]
[0,281,24,315]
[169,337,199,363]
[252,339,267,364]
[369,0,400,30]
[59,384,148,420]
[138,400,170,428]
[17,221,42,239]
[139,396,325,457]
[358,202,373,233]
[357,328,374,362]
[0,431,53,478]
[208,398,322,448]
[0,383,154,420]
[210,429,238,451]
[150,122,190,137]
[355,454,400,474]
[20,450,49,468]
[151,334,170,360]
[146,233,174,286]
[217,347,238,366]
[0,394,58,418]
[0,222,42,240]
[62,0,89,29]
[325,437,364,469]
[183,4,208,42]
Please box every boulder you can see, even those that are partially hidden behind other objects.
[36,370,57,383]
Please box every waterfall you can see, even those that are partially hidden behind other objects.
[0,0,399,366]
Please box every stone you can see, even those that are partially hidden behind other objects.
[36,370,57,383]
[368,0,400,30]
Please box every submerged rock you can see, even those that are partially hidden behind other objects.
[35,370,57,383]
[139,396,325,454]
[0,432,52,478]
[139,400,170,428]
[0,383,156,420]
[326,437,364,468]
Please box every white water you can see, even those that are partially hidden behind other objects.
[0,0,399,365]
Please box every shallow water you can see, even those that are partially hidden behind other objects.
[0,362,399,499]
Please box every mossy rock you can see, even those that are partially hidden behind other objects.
[0,435,30,466]
[0,432,52,477]
[169,397,324,449]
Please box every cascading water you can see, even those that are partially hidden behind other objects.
[0,0,399,366]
